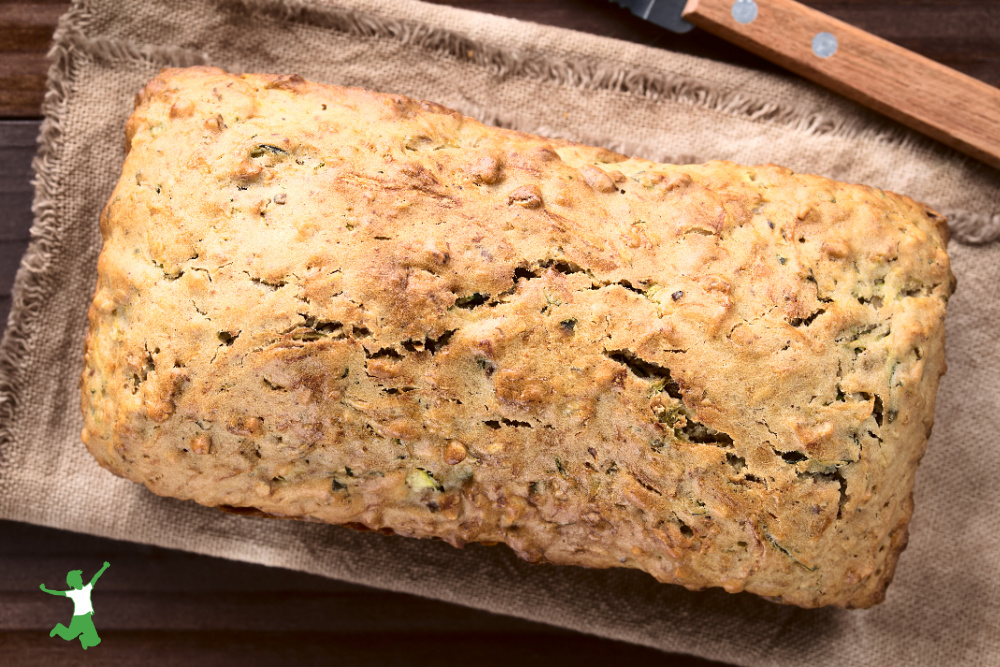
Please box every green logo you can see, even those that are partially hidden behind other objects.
[39,561,110,650]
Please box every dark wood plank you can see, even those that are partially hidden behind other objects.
[0,121,38,213]
[0,519,728,666]
[0,240,30,288]
[1,630,724,667]
[0,120,36,330]
[0,2,68,118]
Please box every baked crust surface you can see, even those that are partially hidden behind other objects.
[81,67,953,608]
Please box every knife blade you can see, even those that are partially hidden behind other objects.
[609,0,693,34]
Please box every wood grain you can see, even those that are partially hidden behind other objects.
[0,1,67,117]
[683,0,1000,169]
[0,121,36,329]
[0,519,729,666]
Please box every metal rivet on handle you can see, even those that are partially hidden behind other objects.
[812,32,838,58]
[731,0,758,24]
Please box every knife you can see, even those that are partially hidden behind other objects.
[610,0,1000,171]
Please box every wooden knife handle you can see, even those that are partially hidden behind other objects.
[683,0,1000,171]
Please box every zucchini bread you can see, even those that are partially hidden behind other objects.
[81,67,954,608]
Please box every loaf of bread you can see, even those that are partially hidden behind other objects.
[81,67,954,608]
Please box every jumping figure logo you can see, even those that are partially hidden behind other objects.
[39,561,110,650]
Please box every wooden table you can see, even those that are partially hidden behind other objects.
[1,1,997,664]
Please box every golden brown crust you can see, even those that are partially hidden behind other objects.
[81,67,953,608]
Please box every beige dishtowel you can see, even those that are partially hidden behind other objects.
[2,0,999,664]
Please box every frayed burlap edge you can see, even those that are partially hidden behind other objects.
[215,0,912,147]
[0,3,207,480]
[1,0,997,533]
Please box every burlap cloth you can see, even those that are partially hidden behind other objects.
[1,0,998,663]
